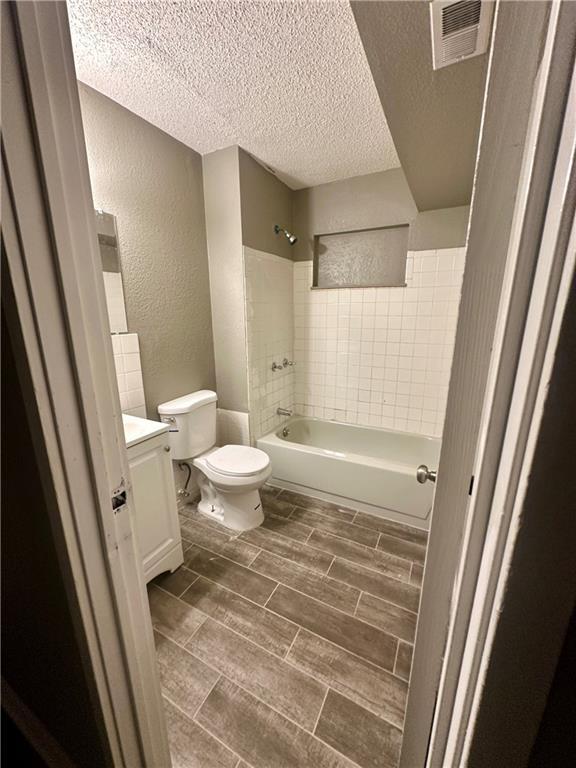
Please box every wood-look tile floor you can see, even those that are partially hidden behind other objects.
[148,487,427,768]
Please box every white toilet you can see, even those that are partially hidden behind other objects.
[157,390,270,531]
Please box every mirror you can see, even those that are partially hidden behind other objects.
[95,210,128,334]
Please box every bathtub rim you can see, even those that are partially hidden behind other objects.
[260,414,440,471]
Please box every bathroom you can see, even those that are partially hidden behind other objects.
[4,1,574,767]
[71,0,470,760]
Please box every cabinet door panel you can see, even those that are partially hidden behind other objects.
[128,436,179,572]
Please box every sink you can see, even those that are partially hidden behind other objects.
[122,413,168,448]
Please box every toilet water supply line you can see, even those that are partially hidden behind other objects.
[178,461,192,500]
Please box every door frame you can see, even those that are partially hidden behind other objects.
[2,2,170,765]
[405,1,576,766]
[3,0,574,766]
[437,20,576,765]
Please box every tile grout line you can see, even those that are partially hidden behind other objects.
[180,538,419,620]
[158,574,407,677]
[392,641,401,677]
[353,589,363,617]
[264,581,280,607]
[312,685,330,735]
[246,547,263,567]
[280,652,407,731]
[283,626,301,660]
[309,529,417,577]
[161,691,247,767]
[191,673,223,721]
[186,507,420,583]
[163,564,418,650]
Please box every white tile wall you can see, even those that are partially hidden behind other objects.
[244,247,295,441]
[293,247,466,438]
[103,272,128,334]
[111,332,147,418]
[217,408,251,446]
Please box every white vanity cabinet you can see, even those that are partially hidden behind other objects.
[123,415,183,582]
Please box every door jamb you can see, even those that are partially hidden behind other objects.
[427,2,575,763]
[2,2,171,765]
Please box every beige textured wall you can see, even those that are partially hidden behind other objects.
[238,148,295,260]
[79,83,215,418]
[202,146,249,412]
[293,168,469,262]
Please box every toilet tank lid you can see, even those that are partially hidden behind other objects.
[158,390,217,415]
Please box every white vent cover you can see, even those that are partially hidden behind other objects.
[430,0,494,70]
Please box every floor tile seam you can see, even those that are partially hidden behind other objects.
[182,613,208,646]
[266,578,411,633]
[264,600,400,674]
[182,565,279,606]
[198,665,366,768]
[174,572,405,674]
[327,558,420,600]
[283,650,408,729]
[355,590,419,620]
[354,513,430,540]
[161,690,246,766]
[392,642,401,679]
[261,518,317,545]
[156,617,409,713]
[240,536,334,576]
[312,685,330,735]
[191,671,224,721]
[246,545,263,566]
[177,572,400,676]
[183,537,263,570]
[310,709,374,768]
[183,626,325,704]
[264,581,280,607]
[158,622,322,717]
[377,529,429,554]
[351,614,416,646]
[376,539,426,567]
[289,501,362,525]
[292,507,380,546]
[195,668,328,736]
[327,569,420,615]
[310,530,416,574]
[316,682,406,738]
[283,626,301,660]
[250,558,361,614]
[184,544,279,594]
[284,614,413,685]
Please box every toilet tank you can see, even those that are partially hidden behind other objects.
[157,390,217,460]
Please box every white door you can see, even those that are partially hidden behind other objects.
[401,2,575,766]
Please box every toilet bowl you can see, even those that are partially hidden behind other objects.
[193,445,271,531]
[157,390,270,531]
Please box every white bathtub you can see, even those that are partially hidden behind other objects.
[257,417,440,530]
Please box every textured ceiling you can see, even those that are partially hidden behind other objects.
[68,0,399,189]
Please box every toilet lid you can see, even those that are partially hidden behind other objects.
[206,445,270,477]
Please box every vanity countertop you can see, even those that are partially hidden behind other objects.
[122,413,168,448]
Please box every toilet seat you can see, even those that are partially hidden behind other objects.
[206,445,270,477]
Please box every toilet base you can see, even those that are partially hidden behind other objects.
[197,477,264,532]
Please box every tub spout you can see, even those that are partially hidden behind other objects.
[277,407,292,417]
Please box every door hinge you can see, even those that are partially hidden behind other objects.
[468,475,475,495]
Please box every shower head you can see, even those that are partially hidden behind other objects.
[274,224,298,245]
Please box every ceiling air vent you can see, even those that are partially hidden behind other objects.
[430,0,494,70]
